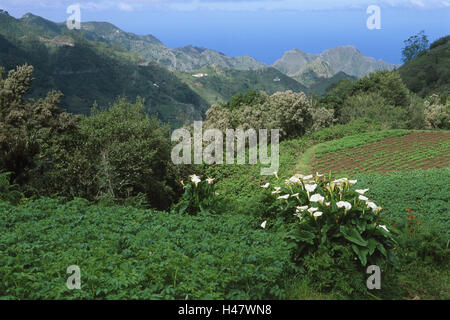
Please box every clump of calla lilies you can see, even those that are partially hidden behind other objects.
[261,172,398,267]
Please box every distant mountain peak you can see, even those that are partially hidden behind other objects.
[21,12,38,19]
[273,45,395,80]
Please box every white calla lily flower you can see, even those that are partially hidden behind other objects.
[355,189,369,195]
[305,184,317,193]
[367,201,381,212]
[190,174,201,186]
[289,176,301,184]
[336,201,352,211]
[310,194,325,203]
[308,207,318,213]
[314,211,323,218]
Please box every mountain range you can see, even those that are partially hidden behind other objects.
[0,10,399,126]
[272,47,395,89]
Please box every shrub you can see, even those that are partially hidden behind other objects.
[0,64,79,187]
[321,70,411,126]
[309,118,382,143]
[340,92,409,129]
[33,97,180,210]
[205,90,313,139]
[0,198,294,299]
[308,106,335,133]
[261,172,398,296]
[423,94,450,129]
[0,172,23,205]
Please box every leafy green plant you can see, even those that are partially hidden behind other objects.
[172,175,218,215]
[0,198,294,300]
[265,172,398,267]
[261,172,399,297]
[0,172,23,205]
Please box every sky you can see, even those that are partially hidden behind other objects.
[1,0,449,65]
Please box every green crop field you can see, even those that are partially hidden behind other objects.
[306,131,450,176]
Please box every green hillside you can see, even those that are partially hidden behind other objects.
[310,71,357,95]
[0,34,208,126]
[0,12,210,127]
[0,11,314,125]
[174,65,308,106]
[398,35,450,97]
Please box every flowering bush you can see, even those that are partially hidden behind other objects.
[262,172,398,268]
[205,90,313,139]
[172,175,218,215]
[423,95,450,129]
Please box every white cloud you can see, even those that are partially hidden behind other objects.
[118,2,134,11]
[2,0,450,12]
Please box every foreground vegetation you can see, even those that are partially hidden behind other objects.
[0,198,292,299]
[1,33,449,299]
[1,167,448,299]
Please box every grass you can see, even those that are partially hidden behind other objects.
[206,119,385,210]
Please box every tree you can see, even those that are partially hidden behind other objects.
[0,64,79,186]
[401,30,429,63]
[206,90,312,139]
[76,97,179,209]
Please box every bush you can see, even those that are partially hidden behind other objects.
[0,172,23,205]
[33,97,180,210]
[308,106,335,133]
[339,92,409,128]
[172,175,219,215]
[261,172,398,296]
[0,198,294,299]
[0,64,79,186]
[205,90,313,139]
[423,94,450,129]
[309,118,382,143]
[320,70,411,127]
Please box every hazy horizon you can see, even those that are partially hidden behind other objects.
[1,0,449,65]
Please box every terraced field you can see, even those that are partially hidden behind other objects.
[311,131,450,175]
